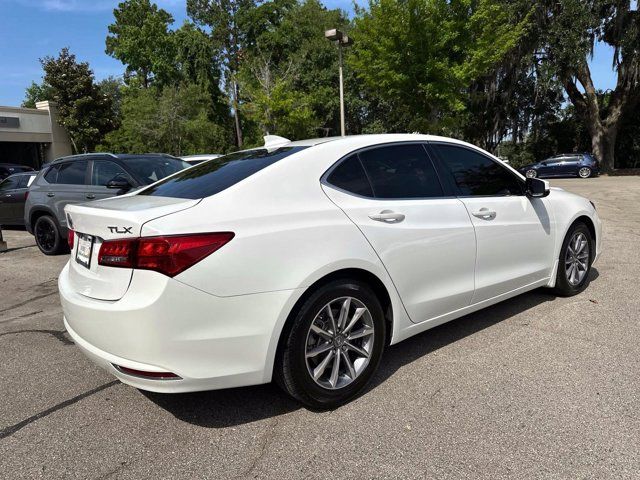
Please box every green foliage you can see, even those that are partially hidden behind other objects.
[40,48,115,153]
[22,81,54,108]
[99,84,230,155]
[106,0,177,87]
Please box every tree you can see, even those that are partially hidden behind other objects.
[187,0,258,147]
[22,81,54,108]
[40,48,115,153]
[538,0,640,170]
[106,0,176,88]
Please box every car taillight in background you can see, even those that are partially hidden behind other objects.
[68,230,75,249]
[98,232,234,277]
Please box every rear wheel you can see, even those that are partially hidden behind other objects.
[578,167,592,178]
[275,279,386,409]
[34,215,65,255]
[525,169,537,178]
[552,222,593,296]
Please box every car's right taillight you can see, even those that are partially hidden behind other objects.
[98,232,234,277]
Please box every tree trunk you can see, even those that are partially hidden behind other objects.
[232,80,243,148]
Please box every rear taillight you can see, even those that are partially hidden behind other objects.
[68,230,75,249]
[98,232,234,277]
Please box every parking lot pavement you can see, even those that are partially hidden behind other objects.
[1,176,639,479]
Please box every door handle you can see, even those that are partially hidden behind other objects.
[47,192,55,197]
[368,210,405,223]
[472,208,496,220]
[85,194,96,199]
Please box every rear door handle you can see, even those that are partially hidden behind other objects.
[46,192,55,197]
[368,210,405,223]
[85,194,96,199]
[472,208,496,220]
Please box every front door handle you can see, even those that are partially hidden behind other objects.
[47,192,55,197]
[85,194,96,199]
[369,210,405,223]
[472,208,496,220]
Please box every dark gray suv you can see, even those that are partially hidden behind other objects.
[25,153,190,255]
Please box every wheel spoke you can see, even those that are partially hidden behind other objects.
[337,297,351,331]
[345,341,370,359]
[325,304,337,334]
[306,341,333,358]
[313,350,334,380]
[310,323,333,341]
[329,349,341,388]
[341,350,356,379]
[348,326,374,341]
[343,307,366,334]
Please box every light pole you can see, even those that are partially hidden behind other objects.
[325,29,353,137]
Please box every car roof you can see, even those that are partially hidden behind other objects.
[50,153,182,164]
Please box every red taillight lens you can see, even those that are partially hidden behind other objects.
[98,238,136,268]
[67,230,74,249]
[98,233,234,277]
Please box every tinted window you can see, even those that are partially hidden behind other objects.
[55,161,88,185]
[17,175,31,188]
[433,144,522,196]
[140,147,307,199]
[358,144,443,198]
[43,165,59,183]
[0,177,19,191]
[326,155,373,197]
[92,160,132,186]
[123,157,190,185]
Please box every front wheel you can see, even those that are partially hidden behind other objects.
[275,280,386,409]
[551,222,593,296]
[525,169,537,178]
[578,167,592,178]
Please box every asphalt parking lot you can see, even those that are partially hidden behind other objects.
[1,176,639,479]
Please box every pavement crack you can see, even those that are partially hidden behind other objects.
[0,381,119,440]
[0,328,73,345]
[236,417,279,478]
[0,291,58,316]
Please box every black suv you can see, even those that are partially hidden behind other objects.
[25,153,190,255]
[519,153,600,179]
[0,163,34,180]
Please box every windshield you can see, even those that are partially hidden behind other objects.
[138,146,307,199]
[125,157,191,185]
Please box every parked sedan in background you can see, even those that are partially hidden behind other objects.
[0,171,37,226]
[0,162,34,180]
[519,153,600,179]
[59,134,601,409]
[25,153,190,255]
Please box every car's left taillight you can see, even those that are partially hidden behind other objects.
[98,232,234,277]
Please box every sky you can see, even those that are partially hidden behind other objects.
[0,0,618,107]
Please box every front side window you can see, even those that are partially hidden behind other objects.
[0,177,19,191]
[139,147,307,199]
[358,144,443,199]
[125,157,190,185]
[92,160,133,186]
[433,144,523,196]
[55,161,88,185]
[326,154,373,197]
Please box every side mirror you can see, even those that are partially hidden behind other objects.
[526,177,550,198]
[106,179,131,191]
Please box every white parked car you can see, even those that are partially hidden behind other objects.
[59,134,601,408]
[181,154,223,165]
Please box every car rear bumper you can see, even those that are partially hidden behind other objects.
[59,262,299,393]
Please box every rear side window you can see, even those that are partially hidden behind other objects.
[17,175,31,188]
[433,144,522,196]
[43,165,59,183]
[140,147,307,199]
[326,155,373,197]
[55,161,88,185]
[358,144,443,198]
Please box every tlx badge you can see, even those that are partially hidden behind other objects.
[107,226,133,234]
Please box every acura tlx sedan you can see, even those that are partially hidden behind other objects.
[59,134,602,409]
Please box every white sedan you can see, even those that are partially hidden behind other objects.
[59,134,601,408]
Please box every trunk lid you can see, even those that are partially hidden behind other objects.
[65,195,200,300]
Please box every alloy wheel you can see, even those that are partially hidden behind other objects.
[35,219,57,252]
[526,169,537,178]
[565,232,589,286]
[578,167,591,178]
[305,297,375,390]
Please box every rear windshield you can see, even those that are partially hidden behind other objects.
[139,147,307,199]
[125,157,191,185]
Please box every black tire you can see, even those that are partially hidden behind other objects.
[275,279,386,409]
[34,215,65,255]
[551,222,593,296]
